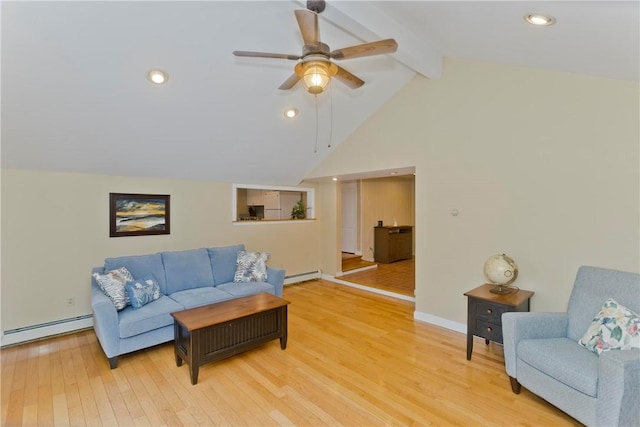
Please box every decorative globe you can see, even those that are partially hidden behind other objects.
[484,254,518,286]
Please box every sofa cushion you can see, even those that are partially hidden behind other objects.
[216,281,275,298]
[169,287,234,309]
[208,244,245,285]
[105,253,167,295]
[579,298,640,355]
[517,337,599,397]
[125,276,162,309]
[118,295,183,339]
[234,251,269,282]
[93,267,133,310]
[161,249,215,295]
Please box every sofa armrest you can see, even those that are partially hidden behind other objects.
[502,312,569,378]
[597,348,640,427]
[267,267,285,297]
[91,282,119,359]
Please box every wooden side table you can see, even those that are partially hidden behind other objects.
[464,284,534,360]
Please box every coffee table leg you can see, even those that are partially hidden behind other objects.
[189,330,200,385]
[174,321,183,367]
[279,306,288,350]
[189,364,199,385]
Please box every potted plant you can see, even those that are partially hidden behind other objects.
[291,199,306,219]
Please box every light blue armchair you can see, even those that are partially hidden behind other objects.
[502,266,639,427]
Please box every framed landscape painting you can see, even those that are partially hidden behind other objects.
[109,193,170,237]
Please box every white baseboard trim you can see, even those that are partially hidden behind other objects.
[413,311,466,335]
[335,264,378,277]
[322,274,415,302]
[284,270,322,285]
[2,316,93,347]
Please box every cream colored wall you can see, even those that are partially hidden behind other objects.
[360,176,415,262]
[0,169,321,332]
[316,181,341,276]
[308,58,640,325]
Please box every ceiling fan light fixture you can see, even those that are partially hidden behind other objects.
[524,14,556,26]
[301,61,331,94]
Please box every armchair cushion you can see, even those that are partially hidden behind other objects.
[518,338,599,397]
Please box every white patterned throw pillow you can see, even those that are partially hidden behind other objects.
[579,298,640,355]
[233,251,269,283]
[93,267,133,310]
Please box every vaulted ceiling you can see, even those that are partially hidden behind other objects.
[2,1,638,186]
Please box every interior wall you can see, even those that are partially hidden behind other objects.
[317,181,341,277]
[0,169,321,333]
[307,58,640,326]
[361,176,416,262]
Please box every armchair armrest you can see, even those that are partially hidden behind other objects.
[502,312,569,377]
[597,348,640,427]
[267,267,285,297]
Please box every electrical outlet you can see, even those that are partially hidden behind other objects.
[66,297,75,307]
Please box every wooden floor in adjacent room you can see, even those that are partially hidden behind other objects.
[1,280,579,426]
[342,254,415,297]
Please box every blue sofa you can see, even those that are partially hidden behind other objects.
[91,244,285,368]
[503,266,639,427]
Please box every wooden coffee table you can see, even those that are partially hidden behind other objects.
[171,292,290,385]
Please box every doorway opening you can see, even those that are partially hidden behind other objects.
[339,173,415,297]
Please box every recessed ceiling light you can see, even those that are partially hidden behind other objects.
[284,108,298,118]
[332,177,338,181]
[524,14,556,26]
[147,69,168,84]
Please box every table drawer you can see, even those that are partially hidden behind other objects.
[474,319,503,343]
[474,301,506,324]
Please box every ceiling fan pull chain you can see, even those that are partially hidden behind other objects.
[328,83,333,148]
[314,94,319,154]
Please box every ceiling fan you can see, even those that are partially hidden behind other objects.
[232,1,398,94]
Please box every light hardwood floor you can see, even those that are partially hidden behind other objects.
[1,280,580,426]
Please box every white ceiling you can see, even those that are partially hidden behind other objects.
[2,1,638,186]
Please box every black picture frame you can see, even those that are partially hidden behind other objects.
[109,193,170,237]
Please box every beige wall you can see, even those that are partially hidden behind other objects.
[309,58,640,325]
[2,58,638,337]
[1,169,321,332]
[360,176,415,262]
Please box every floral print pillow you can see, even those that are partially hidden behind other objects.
[579,298,640,355]
[125,276,162,309]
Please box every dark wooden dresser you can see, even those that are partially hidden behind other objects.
[374,226,413,263]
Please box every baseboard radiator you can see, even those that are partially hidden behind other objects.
[284,270,322,285]
[1,314,93,347]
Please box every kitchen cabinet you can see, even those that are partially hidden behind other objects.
[247,189,264,206]
[263,191,281,220]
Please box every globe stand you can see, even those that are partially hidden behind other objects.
[489,284,515,295]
